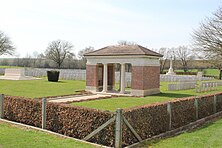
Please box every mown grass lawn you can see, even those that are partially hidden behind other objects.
[0,66,22,68]
[204,69,220,76]
[0,79,85,98]
[139,118,222,148]
[0,121,94,148]
[0,78,222,111]
[72,82,222,111]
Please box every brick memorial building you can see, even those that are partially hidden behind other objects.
[84,44,163,97]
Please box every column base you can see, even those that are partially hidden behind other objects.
[102,90,108,93]
[120,91,125,94]
[86,86,98,93]
[131,88,160,97]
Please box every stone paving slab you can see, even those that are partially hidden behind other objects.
[48,94,112,103]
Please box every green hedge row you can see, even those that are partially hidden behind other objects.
[123,92,222,145]
[3,96,114,146]
[3,92,222,147]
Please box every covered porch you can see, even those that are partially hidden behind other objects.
[84,44,162,97]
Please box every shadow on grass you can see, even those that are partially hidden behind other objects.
[57,81,67,83]
[151,92,194,98]
[46,81,67,83]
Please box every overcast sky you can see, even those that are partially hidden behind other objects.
[0,0,221,58]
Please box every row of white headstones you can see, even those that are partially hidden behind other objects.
[168,81,219,92]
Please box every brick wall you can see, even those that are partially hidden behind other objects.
[131,66,160,90]
[86,65,98,87]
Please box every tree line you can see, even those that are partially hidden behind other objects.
[0,6,221,74]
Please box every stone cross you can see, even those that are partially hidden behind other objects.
[166,57,176,75]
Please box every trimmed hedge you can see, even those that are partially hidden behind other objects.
[121,92,222,145]
[3,92,222,147]
[216,93,222,112]
[4,97,42,128]
[123,103,169,145]
[171,98,196,129]
[3,96,115,146]
[198,95,214,119]
[175,72,197,75]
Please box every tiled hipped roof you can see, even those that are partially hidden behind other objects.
[84,45,163,57]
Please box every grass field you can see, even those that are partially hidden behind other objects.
[204,69,220,76]
[0,79,85,98]
[0,78,221,111]
[0,69,222,147]
[72,82,222,111]
[0,66,22,68]
[0,121,93,148]
[139,118,222,148]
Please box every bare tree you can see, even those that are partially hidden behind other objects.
[158,47,170,73]
[78,46,94,59]
[174,46,192,72]
[192,7,222,78]
[63,52,77,69]
[117,40,136,45]
[78,46,94,69]
[0,31,15,55]
[45,40,74,68]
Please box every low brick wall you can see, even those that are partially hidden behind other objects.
[3,96,115,146]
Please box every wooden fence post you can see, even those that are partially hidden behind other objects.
[213,94,217,113]
[83,116,116,141]
[167,102,172,130]
[115,108,123,148]
[42,98,47,129]
[194,98,199,120]
[0,94,4,119]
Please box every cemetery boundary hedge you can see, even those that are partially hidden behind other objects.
[3,96,115,146]
[122,92,222,146]
[2,92,222,147]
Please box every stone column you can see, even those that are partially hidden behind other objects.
[120,63,125,94]
[102,63,108,92]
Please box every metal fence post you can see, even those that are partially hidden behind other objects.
[115,108,123,148]
[167,102,172,130]
[214,94,217,113]
[194,98,199,120]
[0,94,4,119]
[42,98,47,129]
